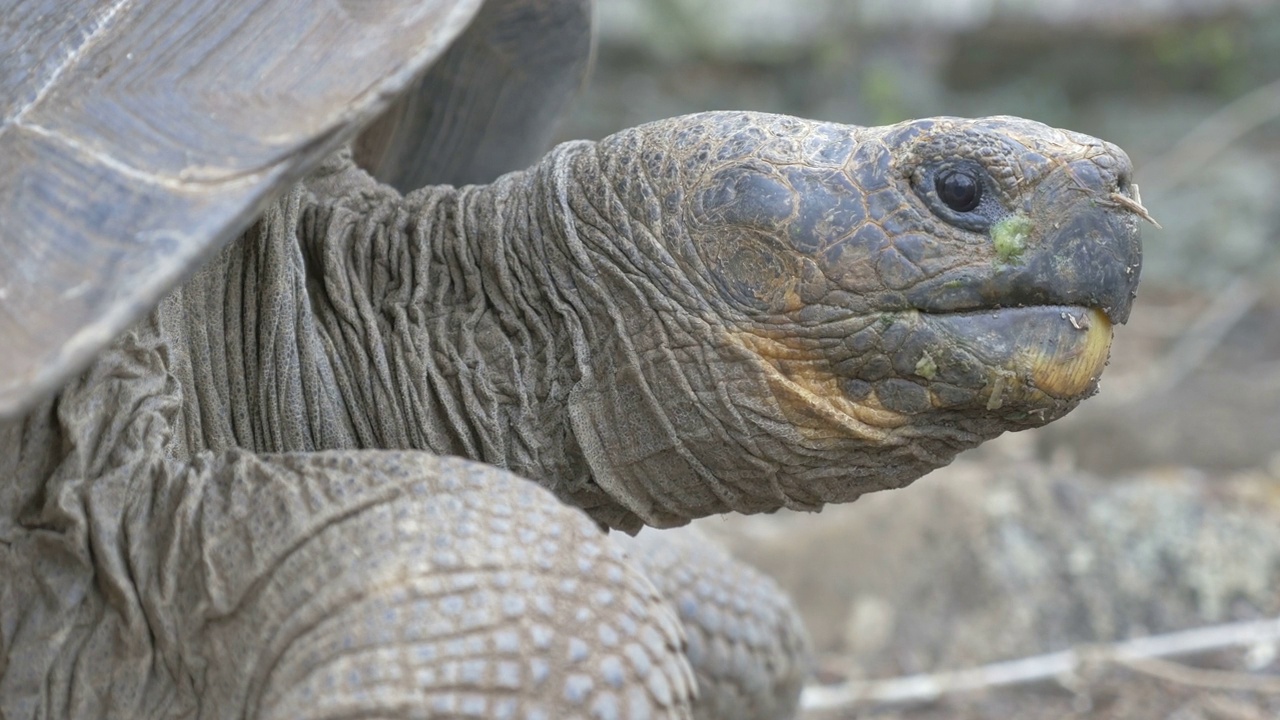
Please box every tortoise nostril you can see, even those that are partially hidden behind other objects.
[1116,170,1132,196]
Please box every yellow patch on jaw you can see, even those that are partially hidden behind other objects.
[732,332,907,443]
[952,307,1114,411]
[1022,308,1113,398]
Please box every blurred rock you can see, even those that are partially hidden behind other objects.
[696,459,1280,677]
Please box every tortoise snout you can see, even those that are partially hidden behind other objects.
[1067,142,1134,197]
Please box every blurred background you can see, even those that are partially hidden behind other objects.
[561,1,1280,717]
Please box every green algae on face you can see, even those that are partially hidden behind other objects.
[991,213,1035,263]
[914,351,937,381]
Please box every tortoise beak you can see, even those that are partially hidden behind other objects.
[1005,155,1146,325]
[917,305,1114,408]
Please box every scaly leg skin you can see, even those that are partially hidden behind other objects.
[194,453,695,720]
[616,527,812,720]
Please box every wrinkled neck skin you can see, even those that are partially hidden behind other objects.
[295,122,990,534]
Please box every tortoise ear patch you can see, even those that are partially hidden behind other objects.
[692,168,801,313]
[689,160,877,313]
[700,228,805,314]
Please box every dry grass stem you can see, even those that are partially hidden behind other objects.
[801,616,1280,713]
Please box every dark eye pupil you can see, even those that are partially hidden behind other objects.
[935,169,981,212]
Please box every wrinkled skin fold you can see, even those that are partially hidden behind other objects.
[0,112,1142,719]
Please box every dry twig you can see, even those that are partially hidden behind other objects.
[800,616,1280,713]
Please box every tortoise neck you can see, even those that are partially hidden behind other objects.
[488,135,795,532]
[295,144,646,526]
[428,143,628,521]
[453,138,762,532]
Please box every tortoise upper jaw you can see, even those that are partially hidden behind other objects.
[916,305,1113,411]
[904,179,1144,326]
[1007,198,1142,325]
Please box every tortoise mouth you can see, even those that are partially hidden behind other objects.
[913,304,1113,405]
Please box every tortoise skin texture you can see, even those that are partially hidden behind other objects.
[615,527,812,720]
[2,108,1143,719]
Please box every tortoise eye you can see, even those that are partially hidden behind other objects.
[935,169,981,212]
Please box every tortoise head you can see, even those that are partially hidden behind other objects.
[568,112,1146,528]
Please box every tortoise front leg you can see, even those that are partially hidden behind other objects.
[616,528,812,720]
[164,451,695,719]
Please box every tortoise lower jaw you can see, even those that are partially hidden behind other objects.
[1007,306,1112,401]
[912,304,1113,411]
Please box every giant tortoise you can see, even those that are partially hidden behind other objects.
[0,0,1148,718]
